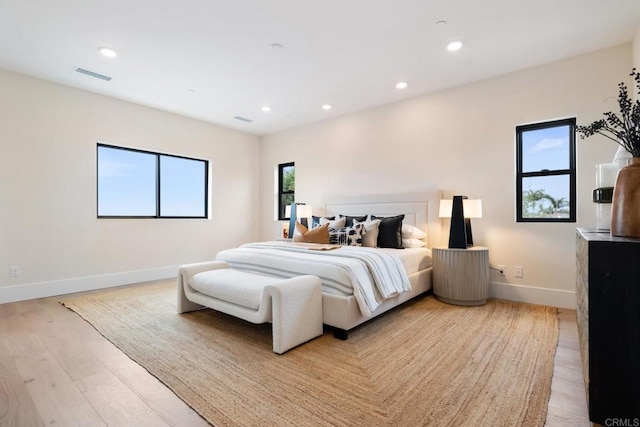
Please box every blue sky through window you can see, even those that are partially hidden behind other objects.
[97,145,207,218]
[160,156,206,217]
[521,125,570,200]
[522,125,570,173]
[98,146,156,216]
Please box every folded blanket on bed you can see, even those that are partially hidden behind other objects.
[214,241,411,317]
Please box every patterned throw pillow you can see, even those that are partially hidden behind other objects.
[353,218,381,248]
[329,223,365,246]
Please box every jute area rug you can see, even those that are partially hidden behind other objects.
[60,281,558,427]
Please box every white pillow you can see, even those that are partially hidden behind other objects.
[402,238,426,248]
[320,216,346,229]
[402,224,427,239]
[353,218,381,248]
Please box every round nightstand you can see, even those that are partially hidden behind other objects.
[432,246,489,306]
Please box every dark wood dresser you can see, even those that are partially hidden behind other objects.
[576,228,640,425]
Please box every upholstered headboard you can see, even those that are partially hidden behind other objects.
[324,191,442,248]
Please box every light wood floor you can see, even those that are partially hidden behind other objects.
[0,285,589,426]
[545,308,590,426]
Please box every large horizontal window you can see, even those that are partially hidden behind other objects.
[97,144,208,218]
[516,118,576,222]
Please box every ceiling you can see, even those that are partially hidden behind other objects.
[1,1,639,136]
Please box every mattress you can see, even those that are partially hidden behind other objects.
[215,242,428,317]
[378,247,432,275]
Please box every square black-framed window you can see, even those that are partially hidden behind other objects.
[278,162,295,220]
[516,118,576,222]
[97,143,208,218]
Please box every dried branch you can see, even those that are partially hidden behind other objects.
[578,68,640,157]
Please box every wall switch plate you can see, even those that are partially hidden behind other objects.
[515,266,523,278]
[10,266,20,277]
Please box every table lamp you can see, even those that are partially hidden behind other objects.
[439,196,482,249]
[285,203,312,238]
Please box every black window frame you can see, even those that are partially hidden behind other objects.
[277,162,295,221]
[97,143,209,219]
[516,117,576,223]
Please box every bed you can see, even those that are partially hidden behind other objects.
[216,191,442,339]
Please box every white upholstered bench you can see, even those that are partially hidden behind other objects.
[177,261,323,354]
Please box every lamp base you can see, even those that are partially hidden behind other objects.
[448,196,470,249]
[444,195,481,249]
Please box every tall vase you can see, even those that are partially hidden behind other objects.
[611,157,640,237]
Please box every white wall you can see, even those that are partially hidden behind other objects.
[260,44,632,308]
[0,69,261,302]
[634,26,640,68]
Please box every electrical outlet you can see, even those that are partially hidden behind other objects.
[9,266,20,277]
[515,266,523,278]
[497,265,505,275]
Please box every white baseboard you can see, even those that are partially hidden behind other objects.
[490,281,576,309]
[0,266,178,304]
[1,270,576,309]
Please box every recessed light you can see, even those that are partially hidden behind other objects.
[187,89,195,93]
[262,106,272,112]
[270,43,284,50]
[322,104,332,110]
[395,82,408,90]
[447,41,463,52]
[435,20,447,26]
[98,46,117,58]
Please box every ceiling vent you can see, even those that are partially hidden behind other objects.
[233,116,253,123]
[75,67,112,81]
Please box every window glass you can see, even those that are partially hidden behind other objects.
[98,146,156,216]
[281,194,295,215]
[160,155,207,217]
[278,162,295,220]
[282,165,295,192]
[97,144,208,218]
[516,118,576,222]
[521,125,571,173]
[521,175,570,219]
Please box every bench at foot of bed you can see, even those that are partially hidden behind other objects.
[177,261,323,354]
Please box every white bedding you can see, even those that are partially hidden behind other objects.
[214,241,430,317]
[378,247,432,274]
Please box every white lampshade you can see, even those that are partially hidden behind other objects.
[438,200,452,218]
[296,205,312,218]
[285,204,312,219]
[463,199,482,218]
[439,199,483,218]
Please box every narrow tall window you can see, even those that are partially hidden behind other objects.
[97,144,208,218]
[516,118,576,222]
[278,162,295,220]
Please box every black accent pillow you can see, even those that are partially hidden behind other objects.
[371,214,405,249]
[311,215,334,228]
[343,215,367,227]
